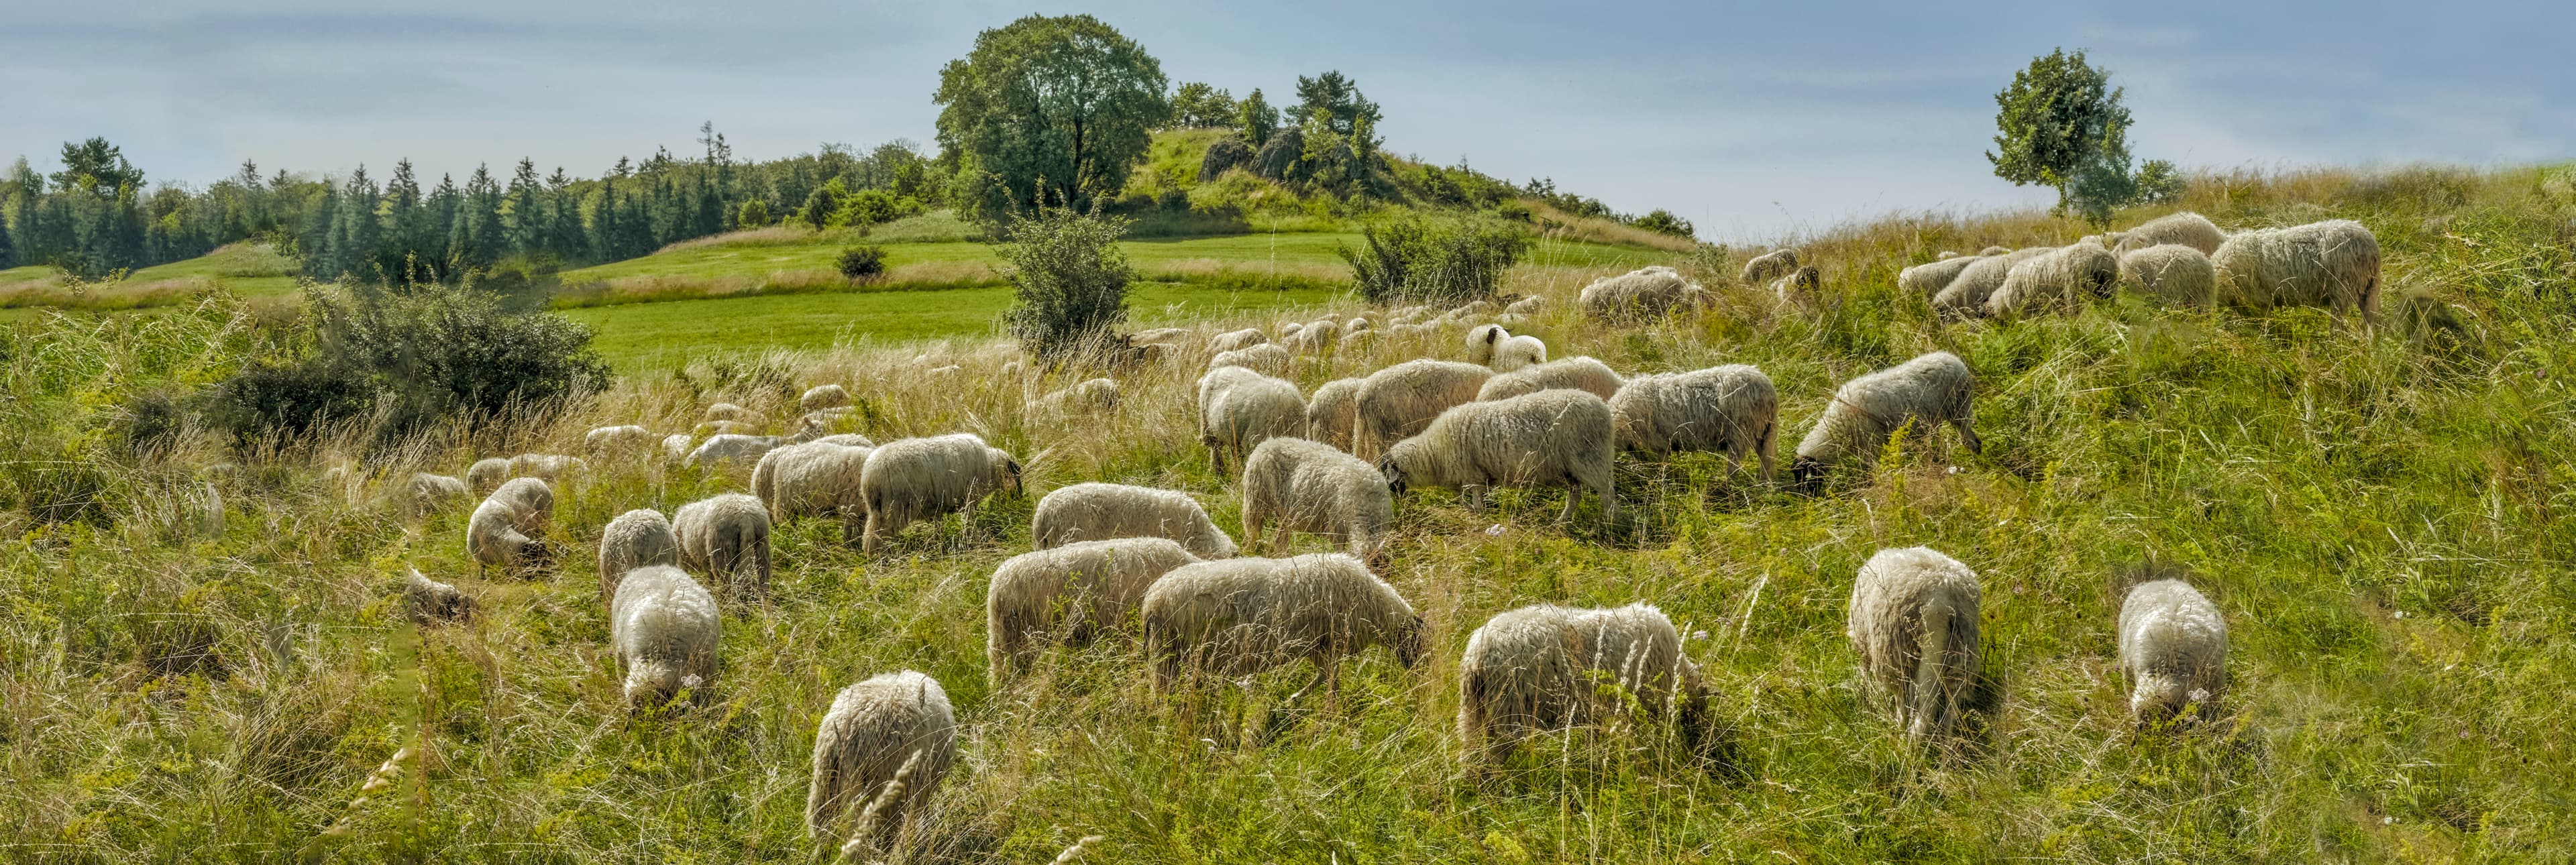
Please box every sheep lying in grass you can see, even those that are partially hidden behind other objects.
[2120,578,2227,726]
[467,477,553,577]
[1580,266,1709,322]
[1199,365,1305,475]
[1458,603,1718,761]
[1352,359,1495,459]
[801,384,852,412]
[584,425,655,457]
[764,441,877,541]
[404,567,474,625]
[1740,247,1801,284]
[598,508,680,605]
[1848,546,1982,744]
[1210,342,1291,374]
[1792,351,1980,489]
[1032,483,1238,559]
[685,434,788,469]
[1208,328,1267,353]
[859,433,1023,555]
[1608,364,1778,477]
[2112,211,2226,255]
[1029,378,1120,416]
[1142,553,1424,696]
[610,564,720,709]
[703,402,747,422]
[1466,325,1548,371]
[2118,245,2217,307]
[1474,356,1624,402]
[1931,247,2049,318]
[1304,378,1364,451]
[806,671,957,846]
[407,472,468,516]
[1985,242,2120,319]
[987,538,1202,679]
[2212,219,2383,320]
[1379,389,1617,524]
[1242,437,1392,563]
[466,457,510,493]
[675,493,773,601]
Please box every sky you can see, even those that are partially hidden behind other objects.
[5,0,2571,242]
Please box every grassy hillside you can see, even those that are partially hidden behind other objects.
[0,241,301,311]
[4,165,2573,861]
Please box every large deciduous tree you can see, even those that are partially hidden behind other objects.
[934,14,1169,216]
[1988,48,2136,225]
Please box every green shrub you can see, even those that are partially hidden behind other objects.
[1338,214,1531,304]
[1631,209,1695,237]
[1002,206,1134,360]
[2134,159,2185,205]
[837,245,888,280]
[1200,136,1253,181]
[833,189,921,228]
[737,198,771,227]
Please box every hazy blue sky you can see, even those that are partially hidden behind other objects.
[5,1,2569,241]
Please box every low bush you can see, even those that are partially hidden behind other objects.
[1002,206,1134,361]
[1338,213,1531,304]
[838,245,888,280]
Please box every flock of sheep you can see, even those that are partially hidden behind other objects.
[390,209,2362,850]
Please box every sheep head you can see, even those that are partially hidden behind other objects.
[2129,672,2205,727]
[1392,614,1427,670]
[1788,456,1829,494]
[1376,452,1410,497]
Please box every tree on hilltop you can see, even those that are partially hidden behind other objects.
[935,14,1169,219]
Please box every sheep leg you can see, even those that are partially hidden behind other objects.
[1464,485,1487,514]
[862,512,883,556]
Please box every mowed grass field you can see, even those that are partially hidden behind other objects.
[0,241,302,305]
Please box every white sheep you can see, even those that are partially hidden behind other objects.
[1579,266,1710,322]
[1029,378,1120,416]
[584,425,655,457]
[466,457,510,493]
[1304,378,1365,452]
[987,537,1202,679]
[2119,578,2227,725]
[1197,365,1305,475]
[1977,245,2011,256]
[685,433,788,469]
[1032,482,1238,559]
[1241,437,1393,563]
[703,402,747,422]
[2112,211,2226,255]
[506,453,586,483]
[694,419,755,438]
[1282,319,1341,354]
[801,384,853,412]
[1769,265,1823,306]
[1465,325,1548,371]
[1847,546,1982,743]
[806,671,957,846]
[858,433,1023,555]
[1931,247,2049,318]
[1351,359,1495,459]
[765,441,877,542]
[661,434,694,462]
[1210,342,1291,373]
[404,567,474,625]
[1379,388,1617,524]
[2211,219,2382,320]
[1503,296,1544,315]
[2118,244,2217,307]
[1984,242,2120,319]
[1474,356,1624,402]
[598,508,680,605]
[1458,603,1716,761]
[1208,328,1268,353]
[1141,553,1424,695]
[1608,364,1778,477]
[407,472,468,516]
[1130,326,1193,347]
[1740,247,1801,284]
[1792,351,1980,488]
[466,477,553,577]
[674,493,773,601]
[610,564,721,708]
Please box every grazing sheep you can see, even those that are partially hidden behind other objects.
[1032,483,1238,559]
[1465,325,1549,371]
[1579,266,1710,322]
[798,406,855,435]
[1283,319,1341,354]
[407,472,468,515]
[1475,356,1624,402]
[1141,553,1424,695]
[1769,265,1822,304]
[1608,364,1778,477]
[765,441,877,541]
[1977,245,2011,256]
[2120,579,2227,725]
[1198,365,1306,475]
[806,671,957,845]
[703,402,747,422]
[661,434,694,462]
[1931,247,2049,318]
[466,477,553,577]
[1029,378,1120,416]
[1241,437,1392,562]
[1208,328,1268,353]
[2118,245,2217,307]
[598,509,680,604]
[858,433,1024,555]
[694,419,756,438]
[685,433,788,469]
[1985,242,2121,319]
[1741,247,1801,284]
[466,457,510,493]
[1504,296,1545,315]
[1847,546,1982,743]
[1792,351,1980,487]
[987,538,1202,678]
[1352,359,1495,459]
[1130,327,1193,347]
[1342,316,1372,333]
[674,493,773,601]
[801,384,853,412]
[1458,603,1715,760]
[584,425,655,457]
[1304,378,1364,451]
[2211,219,2383,319]
[609,565,721,708]
[1379,388,1617,524]
[504,453,585,483]
[1210,342,1291,373]
[2113,211,2226,255]
[404,568,474,625]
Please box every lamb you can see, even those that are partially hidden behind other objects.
[1197,365,1306,474]
[608,564,721,708]
[1458,603,1716,760]
[1984,242,2120,319]
[1304,378,1365,451]
[1740,247,1801,284]
[1474,356,1624,402]
[684,433,788,469]
[1379,388,1617,524]
[1210,342,1291,373]
[466,477,554,577]
[1847,546,1982,743]
[2210,219,2382,320]
[2112,211,2226,255]
[1608,364,1778,477]
[407,472,468,515]
[674,493,773,601]
[1032,483,1238,559]
[466,457,510,493]
[1792,351,1980,488]
[703,402,747,422]
[801,384,853,412]
[584,425,655,457]
[1465,325,1548,371]
[1931,247,2049,318]
[506,453,586,481]
[598,508,681,604]
[805,671,958,846]
[1028,378,1120,416]
[857,433,1024,555]
[404,567,474,625]
[1351,359,1495,459]
[2118,244,2217,307]
[1579,266,1710,322]
[1208,328,1268,353]
[1140,553,1424,695]
[2119,578,2227,725]
[765,441,877,541]
[986,538,1202,678]
[1241,437,1393,563]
